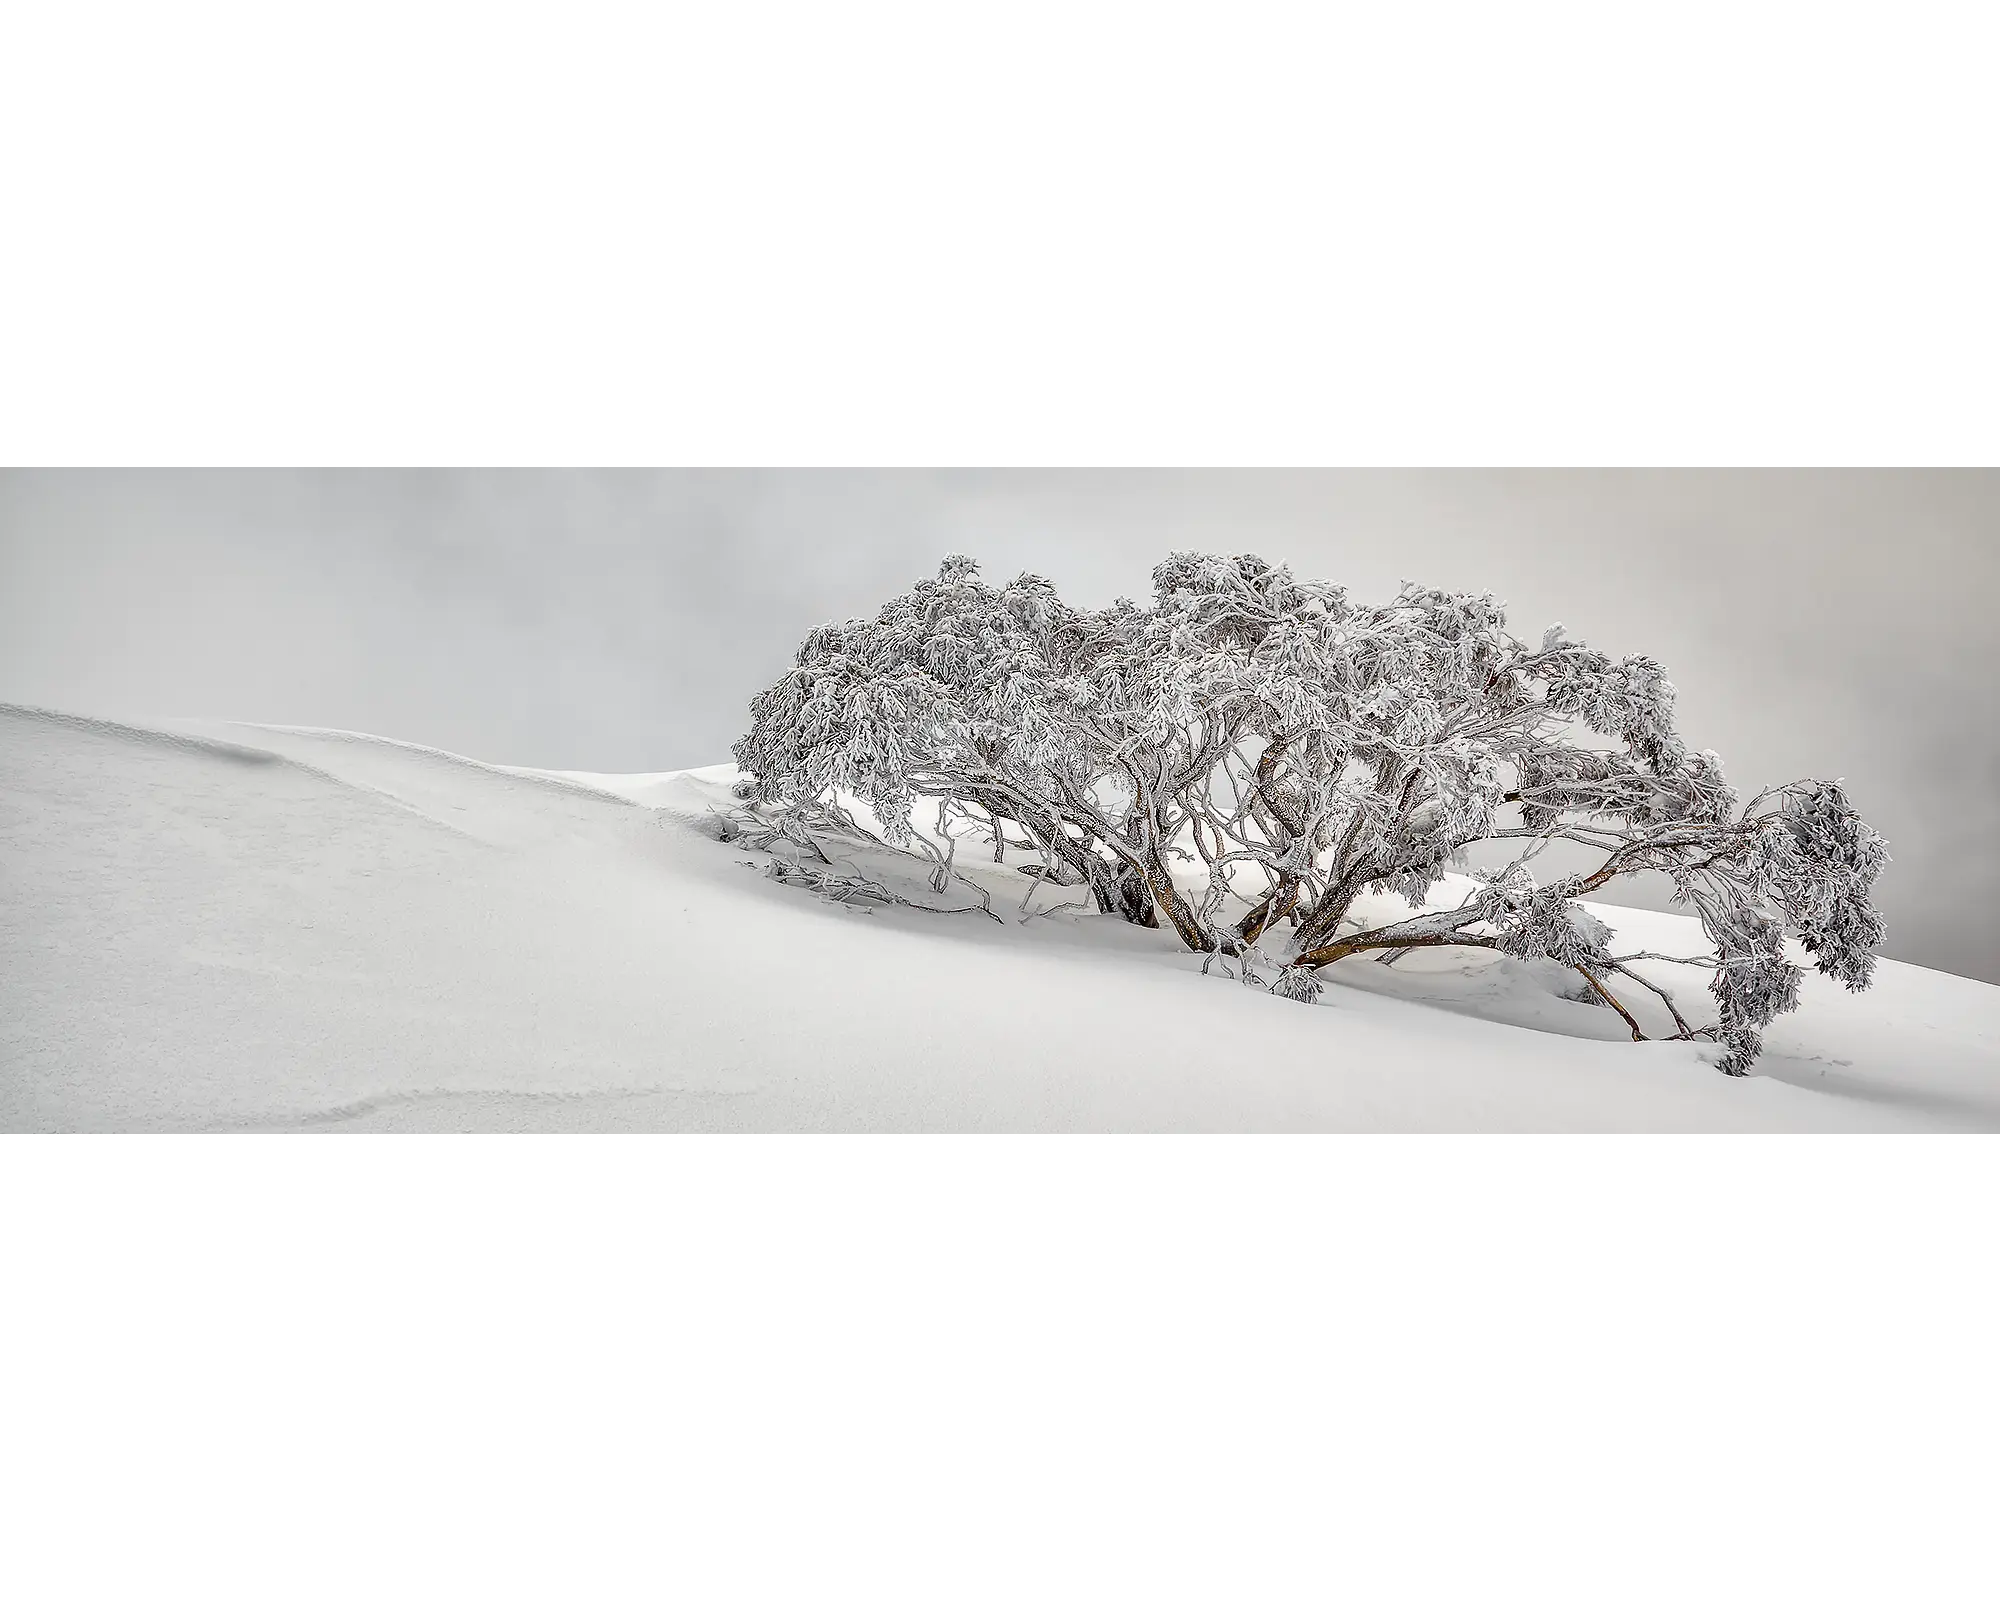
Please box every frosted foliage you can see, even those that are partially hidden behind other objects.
[1475,877,1613,967]
[1708,916,1805,1075]
[1768,781,1888,991]
[1270,964,1324,1005]
[734,553,1889,1076]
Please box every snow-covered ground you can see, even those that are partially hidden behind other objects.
[4,700,1995,1132]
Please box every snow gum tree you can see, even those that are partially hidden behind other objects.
[732,554,1888,1074]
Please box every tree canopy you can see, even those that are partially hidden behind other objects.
[733,554,1887,1073]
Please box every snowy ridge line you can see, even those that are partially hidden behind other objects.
[2,701,294,766]
[499,762,742,814]
[0,702,495,844]
[222,720,648,808]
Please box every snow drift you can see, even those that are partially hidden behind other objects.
[2,701,1994,1132]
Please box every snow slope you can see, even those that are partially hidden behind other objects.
[3,701,1995,1132]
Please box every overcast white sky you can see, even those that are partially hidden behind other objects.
[2,469,1994,983]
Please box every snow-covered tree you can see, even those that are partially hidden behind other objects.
[732,554,1888,1074]
[730,554,1219,943]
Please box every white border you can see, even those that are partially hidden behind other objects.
[6,1137,1996,1597]
[3,3,1995,464]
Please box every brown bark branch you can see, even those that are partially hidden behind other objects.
[1575,966,1647,1041]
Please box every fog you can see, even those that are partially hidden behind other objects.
[3,469,1994,983]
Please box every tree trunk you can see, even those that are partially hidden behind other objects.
[1079,857,1158,927]
[1236,879,1300,945]
[1110,863,1161,926]
[1138,851,1220,953]
[1281,881,1360,967]
[1007,808,1158,929]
